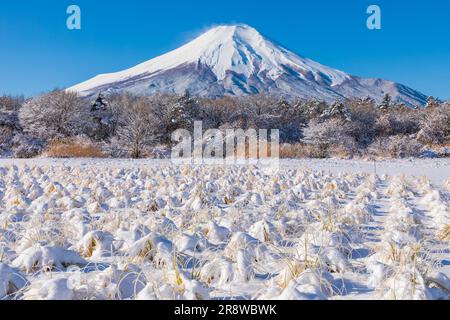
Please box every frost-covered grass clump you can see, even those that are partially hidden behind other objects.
[0,162,448,300]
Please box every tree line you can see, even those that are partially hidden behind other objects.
[0,90,448,159]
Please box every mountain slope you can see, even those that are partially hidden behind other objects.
[68,24,427,106]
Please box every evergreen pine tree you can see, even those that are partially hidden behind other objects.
[169,91,198,131]
[379,94,392,111]
[321,101,352,121]
[91,93,108,112]
[90,93,113,140]
[425,96,440,109]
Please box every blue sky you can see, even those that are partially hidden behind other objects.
[1,0,449,99]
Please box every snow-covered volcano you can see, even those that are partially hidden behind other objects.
[69,24,427,106]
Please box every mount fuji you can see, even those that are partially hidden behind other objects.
[68,24,427,106]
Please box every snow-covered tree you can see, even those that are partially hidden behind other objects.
[277,97,290,111]
[0,126,14,154]
[346,98,377,146]
[19,90,89,140]
[168,91,198,131]
[276,98,306,143]
[11,134,46,158]
[418,102,450,145]
[370,135,423,158]
[0,97,23,155]
[362,96,375,105]
[320,101,352,121]
[0,110,21,131]
[89,93,117,141]
[199,97,236,129]
[376,108,421,137]
[303,99,328,120]
[302,117,356,153]
[117,98,160,158]
[91,93,108,112]
[0,95,24,111]
[378,94,392,111]
[425,96,440,109]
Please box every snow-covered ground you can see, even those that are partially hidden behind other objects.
[0,158,448,300]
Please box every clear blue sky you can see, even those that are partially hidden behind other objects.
[1,0,449,99]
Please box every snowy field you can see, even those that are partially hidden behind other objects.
[0,158,449,300]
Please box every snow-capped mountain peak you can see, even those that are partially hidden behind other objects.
[185,24,350,84]
[68,24,427,106]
